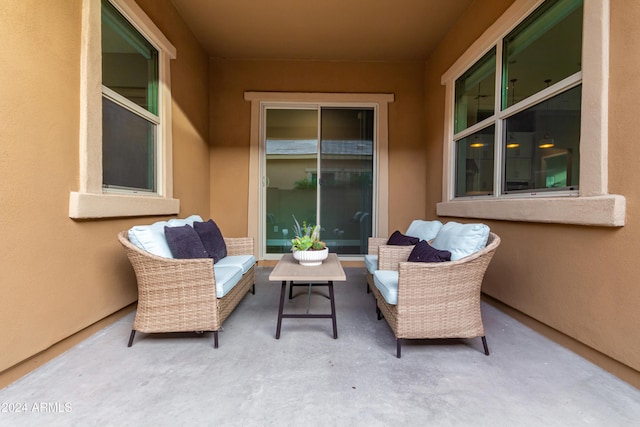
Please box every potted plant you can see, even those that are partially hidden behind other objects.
[290,216,328,266]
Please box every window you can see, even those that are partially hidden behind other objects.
[101,0,159,193]
[455,0,582,197]
[439,0,625,227]
[70,0,178,219]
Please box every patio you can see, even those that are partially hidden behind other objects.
[1,266,639,426]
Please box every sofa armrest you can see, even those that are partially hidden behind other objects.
[224,237,254,256]
[377,245,414,271]
[118,231,221,333]
[367,237,388,255]
[394,232,501,303]
[119,231,215,282]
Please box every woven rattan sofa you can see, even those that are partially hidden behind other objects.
[118,222,256,348]
[369,230,500,358]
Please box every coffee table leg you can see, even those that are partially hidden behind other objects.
[328,281,337,339]
[276,280,287,339]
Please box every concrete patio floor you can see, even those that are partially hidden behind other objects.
[1,267,639,426]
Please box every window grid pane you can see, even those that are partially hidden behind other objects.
[101,0,159,115]
[455,125,495,197]
[102,98,156,192]
[502,0,583,109]
[503,85,581,194]
[454,47,496,134]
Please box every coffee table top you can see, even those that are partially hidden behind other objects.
[269,253,346,282]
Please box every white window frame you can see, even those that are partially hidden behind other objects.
[438,0,625,227]
[69,0,179,219]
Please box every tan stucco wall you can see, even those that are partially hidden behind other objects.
[209,59,427,236]
[4,0,639,386]
[426,0,640,376]
[0,0,210,374]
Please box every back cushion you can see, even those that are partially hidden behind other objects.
[167,214,203,227]
[431,222,490,261]
[405,220,443,241]
[128,220,172,258]
[128,215,204,258]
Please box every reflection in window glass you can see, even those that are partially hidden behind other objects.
[502,0,582,109]
[101,0,160,194]
[265,109,318,254]
[452,0,584,199]
[455,126,495,197]
[503,85,581,193]
[102,0,158,114]
[320,108,374,255]
[455,48,496,133]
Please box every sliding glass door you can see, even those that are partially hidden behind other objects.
[264,106,374,256]
[265,108,318,254]
[319,107,374,254]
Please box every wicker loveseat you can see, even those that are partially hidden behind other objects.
[368,223,500,358]
[118,217,256,348]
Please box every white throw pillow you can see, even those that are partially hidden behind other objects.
[431,222,490,261]
[405,220,443,242]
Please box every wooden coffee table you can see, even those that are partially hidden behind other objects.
[270,253,346,339]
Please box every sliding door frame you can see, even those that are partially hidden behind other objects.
[245,92,394,261]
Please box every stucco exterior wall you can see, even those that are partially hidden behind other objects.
[209,59,427,237]
[0,0,210,374]
[425,0,640,375]
[3,0,639,387]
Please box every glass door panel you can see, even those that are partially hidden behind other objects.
[320,108,374,255]
[265,109,318,254]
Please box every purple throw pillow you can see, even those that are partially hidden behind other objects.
[164,225,209,259]
[193,219,227,263]
[408,240,451,263]
[387,230,419,246]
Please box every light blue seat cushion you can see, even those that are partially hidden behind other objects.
[213,265,243,298]
[364,254,378,275]
[215,255,256,274]
[128,215,204,258]
[373,270,399,305]
[405,219,444,242]
[431,221,490,261]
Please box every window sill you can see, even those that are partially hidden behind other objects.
[436,195,626,227]
[69,192,179,219]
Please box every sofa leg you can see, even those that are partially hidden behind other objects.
[366,284,370,294]
[127,330,136,347]
[376,306,382,320]
[481,336,489,356]
[252,284,256,295]
[213,331,219,349]
[396,338,402,358]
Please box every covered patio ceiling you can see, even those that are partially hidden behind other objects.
[171,0,474,61]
